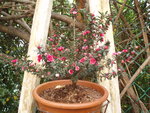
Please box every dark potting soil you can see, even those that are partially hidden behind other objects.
[40,84,102,104]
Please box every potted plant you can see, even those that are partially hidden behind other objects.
[11,8,115,113]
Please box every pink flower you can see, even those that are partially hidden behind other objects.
[90,58,96,64]
[57,46,64,51]
[135,46,139,49]
[131,51,135,54]
[75,49,79,52]
[72,63,76,67]
[37,55,42,62]
[117,51,122,55]
[72,11,77,14]
[53,34,57,37]
[83,53,88,56]
[86,30,91,34]
[91,21,96,23]
[121,60,125,63]
[99,26,102,28]
[65,49,70,52]
[82,46,88,50]
[59,57,66,61]
[83,39,87,42]
[98,54,102,56]
[46,54,54,62]
[11,59,18,63]
[29,63,35,67]
[112,52,117,55]
[79,57,86,63]
[118,68,121,71]
[49,38,54,41]
[69,69,74,75]
[92,34,96,37]
[91,13,95,17]
[70,8,77,15]
[126,56,132,62]
[52,48,56,51]
[37,46,41,49]
[112,71,116,75]
[122,49,128,53]
[75,66,80,71]
[47,72,51,75]
[89,53,93,58]
[82,31,87,36]
[100,33,104,37]
[111,61,115,64]
[96,48,100,51]
[104,46,109,49]
[21,66,25,71]
[82,30,91,36]
[52,45,55,47]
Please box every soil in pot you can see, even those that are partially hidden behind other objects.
[39,84,102,104]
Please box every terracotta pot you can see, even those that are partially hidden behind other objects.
[33,80,108,113]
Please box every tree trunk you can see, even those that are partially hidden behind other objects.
[18,0,53,113]
[89,0,121,113]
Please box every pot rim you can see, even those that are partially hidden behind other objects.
[33,80,108,109]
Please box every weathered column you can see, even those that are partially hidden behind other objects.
[18,0,53,113]
[89,0,121,113]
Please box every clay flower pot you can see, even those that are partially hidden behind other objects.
[33,80,108,113]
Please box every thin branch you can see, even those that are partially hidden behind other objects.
[114,0,127,24]
[0,13,32,20]
[134,0,150,57]
[21,19,31,33]
[113,1,135,38]
[117,38,132,44]
[128,44,150,66]
[117,32,143,45]
[120,56,150,98]
[115,0,136,12]
[0,53,14,60]
[6,0,35,4]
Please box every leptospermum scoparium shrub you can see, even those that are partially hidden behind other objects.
[11,9,116,84]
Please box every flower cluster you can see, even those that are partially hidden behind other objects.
[11,10,115,83]
[113,48,136,64]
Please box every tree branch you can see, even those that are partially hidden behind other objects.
[0,24,30,42]
[113,1,135,38]
[0,12,32,20]
[51,12,85,31]
[114,0,127,24]
[120,56,150,98]
[119,64,148,112]
[6,0,35,4]
[1,11,31,33]
[134,0,150,57]
[115,0,136,12]
[0,11,85,31]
